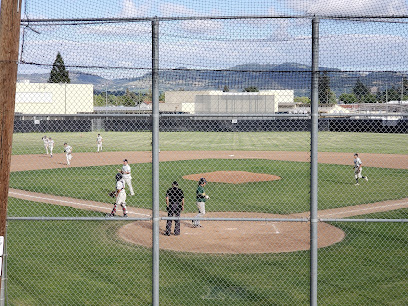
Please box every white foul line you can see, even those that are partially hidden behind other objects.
[8,190,151,217]
[272,223,280,234]
[320,201,408,218]
[260,222,280,234]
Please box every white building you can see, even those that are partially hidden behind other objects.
[162,90,294,114]
[15,82,94,115]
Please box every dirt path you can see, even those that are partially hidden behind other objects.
[10,150,408,172]
[8,151,408,254]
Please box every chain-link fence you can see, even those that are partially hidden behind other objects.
[2,1,408,305]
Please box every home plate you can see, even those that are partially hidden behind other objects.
[228,155,235,157]
[225,228,237,230]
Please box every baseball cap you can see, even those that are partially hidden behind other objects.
[123,159,128,162]
[172,181,178,186]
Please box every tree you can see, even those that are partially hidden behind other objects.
[121,88,135,106]
[352,79,369,102]
[385,86,401,102]
[159,92,165,102]
[294,96,311,104]
[401,77,408,98]
[243,86,259,92]
[48,52,70,83]
[318,71,332,104]
[339,93,357,104]
[93,94,105,106]
[362,93,377,103]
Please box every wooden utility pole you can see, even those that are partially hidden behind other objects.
[0,0,23,291]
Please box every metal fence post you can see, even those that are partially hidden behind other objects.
[310,17,320,306]
[151,18,160,306]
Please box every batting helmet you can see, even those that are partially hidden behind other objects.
[116,173,123,181]
[198,177,207,185]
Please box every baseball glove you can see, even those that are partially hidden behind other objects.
[108,190,116,198]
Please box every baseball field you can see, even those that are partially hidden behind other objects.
[6,131,408,304]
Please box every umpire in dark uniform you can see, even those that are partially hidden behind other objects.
[165,181,185,236]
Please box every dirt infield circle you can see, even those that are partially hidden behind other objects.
[9,151,408,254]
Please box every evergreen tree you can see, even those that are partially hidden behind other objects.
[48,52,70,83]
[352,78,369,102]
[318,71,331,104]
[401,77,408,100]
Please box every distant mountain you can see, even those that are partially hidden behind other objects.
[18,72,106,85]
[17,63,407,96]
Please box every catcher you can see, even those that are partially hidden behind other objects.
[107,173,128,217]
[353,153,368,186]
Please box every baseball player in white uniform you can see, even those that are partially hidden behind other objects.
[64,143,73,166]
[108,173,128,217]
[48,137,55,157]
[118,159,135,196]
[96,134,103,152]
[353,153,368,185]
[42,136,49,154]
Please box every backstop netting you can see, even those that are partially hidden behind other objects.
[3,0,408,305]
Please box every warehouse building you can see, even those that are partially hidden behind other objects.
[162,90,294,114]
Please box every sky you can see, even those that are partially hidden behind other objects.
[20,0,408,19]
[15,0,408,78]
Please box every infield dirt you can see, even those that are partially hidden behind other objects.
[9,150,408,254]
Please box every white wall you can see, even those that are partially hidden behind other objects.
[15,83,94,115]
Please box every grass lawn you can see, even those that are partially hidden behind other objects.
[6,198,408,305]
[8,159,408,215]
[11,131,408,155]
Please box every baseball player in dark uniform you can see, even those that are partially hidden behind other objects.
[165,181,184,236]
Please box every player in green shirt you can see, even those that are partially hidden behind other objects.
[193,178,209,228]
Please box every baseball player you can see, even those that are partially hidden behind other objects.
[353,153,368,185]
[48,137,54,157]
[63,142,73,166]
[108,173,128,217]
[118,159,135,196]
[96,134,103,152]
[41,136,49,155]
[193,177,209,228]
[165,181,185,236]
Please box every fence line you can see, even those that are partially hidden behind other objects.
[5,10,408,306]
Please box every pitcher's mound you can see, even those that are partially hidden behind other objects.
[183,171,281,184]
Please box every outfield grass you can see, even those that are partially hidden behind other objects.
[8,159,408,215]
[6,198,408,305]
[11,131,408,155]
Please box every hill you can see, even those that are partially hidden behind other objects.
[17,63,407,96]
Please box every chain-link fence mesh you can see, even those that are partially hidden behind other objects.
[2,1,408,304]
